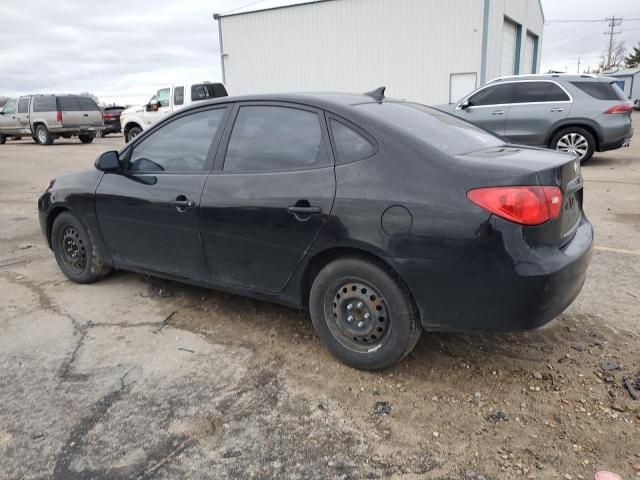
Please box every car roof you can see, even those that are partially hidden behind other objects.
[489,74,605,83]
[179,92,384,115]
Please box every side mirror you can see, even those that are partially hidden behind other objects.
[459,100,471,110]
[95,150,120,172]
[146,100,159,112]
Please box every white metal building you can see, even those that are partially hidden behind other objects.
[602,67,640,102]
[214,0,544,105]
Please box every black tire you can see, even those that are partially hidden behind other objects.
[35,124,54,145]
[126,126,142,143]
[0,135,5,145]
[309,257,421,370]
[550,127,596,165]
[78,134,94,144]
[51,211,111,284]
[32,136,38,144]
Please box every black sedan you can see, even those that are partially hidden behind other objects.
[38,90,593,370]
[101,105,126,136]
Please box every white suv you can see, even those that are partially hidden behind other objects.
[120,82,227,142]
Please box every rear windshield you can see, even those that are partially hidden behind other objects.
[190,83,228,102]
[570,81,627,101]
[58,96,100,111]
[32,96,57,112]
[356,102,503,154]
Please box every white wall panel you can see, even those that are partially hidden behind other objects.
[220,0,483,105]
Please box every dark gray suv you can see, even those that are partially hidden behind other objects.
[436,74,634,164]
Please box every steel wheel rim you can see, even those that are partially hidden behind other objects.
[129,129,139,140]
[38,128,47,144]
[60,226,87,273]
[325,279,390,352]
[556,133,588,159]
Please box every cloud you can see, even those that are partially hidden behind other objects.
[0,0,237,105]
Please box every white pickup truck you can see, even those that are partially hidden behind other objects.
[120,82,227,142]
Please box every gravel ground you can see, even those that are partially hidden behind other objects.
[1,120,639,479]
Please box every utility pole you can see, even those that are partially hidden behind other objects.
[577,56,581,73]
[604,16,622,70]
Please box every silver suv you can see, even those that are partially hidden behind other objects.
[0,94,103,145]
[436,74,634,164]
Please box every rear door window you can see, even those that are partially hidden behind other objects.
[18,98,30,114]
[191,83,228,102]
[467,83,513,106]
[32,96,57,112]
[570,81,626,100]
[329,119,375,162]
[223,105,327,172]
[174,86,185,106]
[509,82,570,103]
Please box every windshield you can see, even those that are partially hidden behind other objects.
[356,102,504,155]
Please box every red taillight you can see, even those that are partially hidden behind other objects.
[103,113,114,119]
[467,186,562,225]
[604,104,633,114]
[56,110,62,123]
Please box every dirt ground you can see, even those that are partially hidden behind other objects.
[1,118,639,480]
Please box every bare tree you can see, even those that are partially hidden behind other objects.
[597,42,627,72]
[0,96,8,107]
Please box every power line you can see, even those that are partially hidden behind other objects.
[546,17,640,23]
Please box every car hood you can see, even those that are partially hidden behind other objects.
[432,103,457,113]
[121,105,145,115]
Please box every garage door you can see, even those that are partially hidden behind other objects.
[501,20,517,76]
[522,34,535,74]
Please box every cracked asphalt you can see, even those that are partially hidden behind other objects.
[1,120,639,480]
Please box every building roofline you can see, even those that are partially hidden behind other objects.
[215,0,336,19]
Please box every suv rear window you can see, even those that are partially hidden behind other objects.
[32,96,57,112]
[357,102,503,155]
[191,83,228,102]
[570,81,626,101]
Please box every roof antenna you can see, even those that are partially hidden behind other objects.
[364,86,386,102]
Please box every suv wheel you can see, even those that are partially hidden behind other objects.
[126,126,142,142]
[36,124,54,145]
[51,212,111,284]
[0,135,5,145]
[551,127,595,165]
[78,134,94,144]
[309,257,421,370]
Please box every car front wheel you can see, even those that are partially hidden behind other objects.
[126,126,142,142]
[36,124,54,145]
[309,257,421,370]
[51,211,111,284]
[551,127,595,165]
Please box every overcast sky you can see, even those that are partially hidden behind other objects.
[0,0,639,106]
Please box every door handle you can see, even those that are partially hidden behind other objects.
[83,114,89,117]
[171,195,195,212]
[288,206,322,214]
[550,108,564,113]
[491,110,505,116]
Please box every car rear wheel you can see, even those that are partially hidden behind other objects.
[51,211,111,284]
[0,135,5,145]
[126,126,142,142]
[309,257,421,370]
[78,134,94,144]
[36,124,54,145]
[551,127,595,165]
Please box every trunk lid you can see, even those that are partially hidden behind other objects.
[459,145,583,244]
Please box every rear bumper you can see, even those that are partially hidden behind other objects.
[396,215,594,332]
